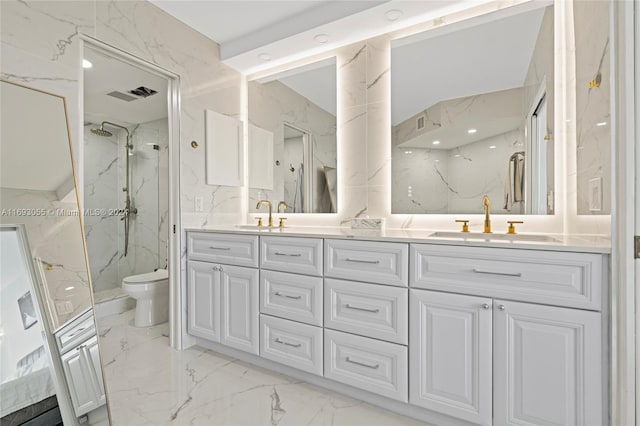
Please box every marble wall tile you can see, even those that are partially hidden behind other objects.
[339,106,368,188]
[339,43,367,109]
[574,0,611,215]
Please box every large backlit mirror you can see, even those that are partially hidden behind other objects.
[248,57,337,214]
[1,81,108,425]
[391,3,554,215]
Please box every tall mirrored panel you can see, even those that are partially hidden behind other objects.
[391,4,554,215]
[249,58,337,214]
[1,81,108,424]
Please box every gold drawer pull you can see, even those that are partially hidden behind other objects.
[472,268,522,277]
[274,252,302,257]
[274,291,302,300]
[345,258,380,264]
[345,356,379,369]
[275,338,301,348]
[345,304,380,313]
[209,246,231,251]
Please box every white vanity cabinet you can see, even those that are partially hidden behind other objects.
[185,230,609,426]
[410,290,493,426]
[259,236,324,376]
[410,243,606,426]
[55,311,106,417]
[186,233,259,355]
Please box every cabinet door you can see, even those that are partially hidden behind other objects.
[410,290,492,426]
[61,347,99,416]
[220,265,259,354]
[85,336,106,406]
[493,300,602,426]
[187,260,221,342]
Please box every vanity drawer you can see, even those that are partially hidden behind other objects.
[260,315,323,376]
[324,279,407,345]
[260,270,323,326]
[55,310,96,355]
[187,232,258,268]
[324,329,408,402]
[411,244,604,311]
[260,236,323,276]
[324,239,408,287]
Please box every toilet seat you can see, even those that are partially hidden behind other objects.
[123,269,168,285]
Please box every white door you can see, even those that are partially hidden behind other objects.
[85,336,106,406]
[187,260,221,342]
[409,290,492,426]
[493,299,602,426]
[60,347,99,416]
[220,264,259,354]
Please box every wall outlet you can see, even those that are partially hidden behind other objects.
[55,301,73,315]
[194,196,204,212]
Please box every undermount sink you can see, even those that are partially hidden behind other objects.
[429,231,561,243]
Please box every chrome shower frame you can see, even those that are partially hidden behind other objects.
[92,121,137,256]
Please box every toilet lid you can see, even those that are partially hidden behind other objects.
[123,269,168,284]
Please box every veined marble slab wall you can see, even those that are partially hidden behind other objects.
[248,80,337,213]
[0,189,91,329]
[84,118,168,293]
[574,0,611,215]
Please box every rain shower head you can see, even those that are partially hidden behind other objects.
[91,126,113,137]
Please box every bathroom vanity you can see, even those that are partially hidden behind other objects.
[185,228,609,426]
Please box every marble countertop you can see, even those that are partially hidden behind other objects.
[184,225,611,254]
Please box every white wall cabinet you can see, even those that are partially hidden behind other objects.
[410,290,493,426]
[60,336,105,417]
[187,259,259,355]
[205,109,243,187]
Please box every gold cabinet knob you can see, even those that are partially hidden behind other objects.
[256,217,263,227]
[279,217,287,228]
[507,220,524,234]
[455,219,470,232]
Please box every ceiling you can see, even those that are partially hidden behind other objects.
[149,0,489,75]
[84,47,168,127]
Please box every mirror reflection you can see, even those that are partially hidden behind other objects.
[0,81,107,424]
[249,57,337,214]
[391,4,554,215]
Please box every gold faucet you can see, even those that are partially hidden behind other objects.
[482,195,491,233]
[277,201,288,213]
[256,200,273,227]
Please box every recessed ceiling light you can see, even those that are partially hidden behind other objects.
[385,9,403,21]
[596,121,607,127]
[432,140,440,145]
[65,286,75,291]
[454,154,461,157]
[467,128,477,134]
[404,150,412,154]
[258,53,272,61]
[314,34,329,44]
[489,145,496,149]
[82,59,93,69]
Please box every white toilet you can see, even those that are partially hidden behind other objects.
[122,269,169,327]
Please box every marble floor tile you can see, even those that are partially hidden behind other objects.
[97,310,428,426]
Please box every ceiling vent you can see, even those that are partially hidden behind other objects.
[106,91,138,102]
[129,86,157,98]
[416,115,425,131]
